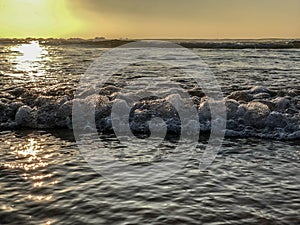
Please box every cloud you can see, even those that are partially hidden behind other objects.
[46,0,300,38]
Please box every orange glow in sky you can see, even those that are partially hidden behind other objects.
[0,0,299,39]
[0,0,83,38]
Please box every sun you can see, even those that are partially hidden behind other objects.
[0,0,83,38]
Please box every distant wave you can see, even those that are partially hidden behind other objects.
[178,40,300,49]
[0,86,299,140]
[1,38,300,49]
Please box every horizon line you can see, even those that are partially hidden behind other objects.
[0,37,300,41]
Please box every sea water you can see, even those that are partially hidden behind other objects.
[0,40,299,224]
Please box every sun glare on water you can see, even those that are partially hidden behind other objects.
[13,41,47,61]
[10,41,49,77]
[3,135,59,206]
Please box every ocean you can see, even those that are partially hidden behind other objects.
[0,39,299,224]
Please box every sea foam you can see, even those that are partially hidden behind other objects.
[0,86,299,140]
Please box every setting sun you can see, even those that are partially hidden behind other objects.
[0,0,83,38]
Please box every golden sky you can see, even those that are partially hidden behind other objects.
[0,0,299,39]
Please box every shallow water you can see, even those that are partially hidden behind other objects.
[0,41,299,139]
[0,130,299,225]
[1,42,299,94]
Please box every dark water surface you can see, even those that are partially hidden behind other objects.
[0,130,299,225]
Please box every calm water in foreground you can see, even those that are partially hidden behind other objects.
[0,130,299,225]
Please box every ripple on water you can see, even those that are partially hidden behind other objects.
[0,131,299,224]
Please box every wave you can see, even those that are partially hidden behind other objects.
[1,38,300,49]
[0,85,299,140]
[179,40,300,49]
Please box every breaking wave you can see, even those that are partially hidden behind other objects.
[0,85,299,140]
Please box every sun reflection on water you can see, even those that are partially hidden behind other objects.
[4,137,48,171]
[16,138,38,158]
[3,135,60,205]
[10,41,49,78]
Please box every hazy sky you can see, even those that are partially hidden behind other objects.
[0,0,299,38]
